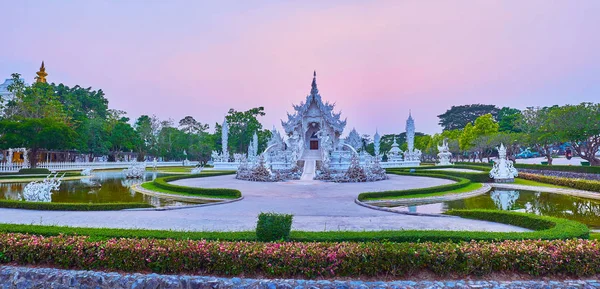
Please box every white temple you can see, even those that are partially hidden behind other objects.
[213,72,421,175]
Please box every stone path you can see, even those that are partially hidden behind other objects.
[0,175,528,232]
[1,266,598,289]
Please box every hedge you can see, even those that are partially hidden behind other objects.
[0,210,587,243]
[358,172,471,201]
[388,167,491,183]
[0,233,597,277]
[0,200,152,211]
[455,162,600,174]
[18,168,51,174]
[518,173,600,192]
[151,171,241,199]
[256,213,293,241]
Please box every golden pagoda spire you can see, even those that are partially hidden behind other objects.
[35,61,48,83]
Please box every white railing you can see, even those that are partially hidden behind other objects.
[0,161,196,173]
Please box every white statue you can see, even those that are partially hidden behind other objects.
[437,139,453,166]
[489,143,518,182]
[22,173,64,202]
[123,161,145,179]
[387,137,403,162]
[373,130,381,158]
[152,158,158,171]
[191,165,204,174]
[81,168,93,176]
[491,190,520,210]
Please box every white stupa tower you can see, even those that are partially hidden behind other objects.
[406,111,415,152]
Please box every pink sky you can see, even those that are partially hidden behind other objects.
[1,1,599,135]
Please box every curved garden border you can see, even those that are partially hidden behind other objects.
[359,183,491,208]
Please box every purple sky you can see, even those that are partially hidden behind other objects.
[1,1,599,135]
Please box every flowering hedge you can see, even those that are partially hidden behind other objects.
[519,173,600,192]
[1,233,599,277]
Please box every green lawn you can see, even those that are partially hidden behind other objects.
[373,182,484,200]
[513,178,571,189]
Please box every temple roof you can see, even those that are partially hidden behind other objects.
[281,71,347,134]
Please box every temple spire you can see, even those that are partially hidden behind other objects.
[35,61,48,83]
[310,70,319,95]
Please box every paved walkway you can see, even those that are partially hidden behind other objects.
[0,175,528,232]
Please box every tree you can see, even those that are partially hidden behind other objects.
[225,107,269,153]
[547,103,600,166]
[178,116,208,134]
[518,106,561,165]
[497,107,522,133]
[0,118,76,168]
[135,115,161,159]
[437,104,500,131]
[459,114,499,162]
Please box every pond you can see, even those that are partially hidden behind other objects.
[0,171,200,207]
[380,189,600,229]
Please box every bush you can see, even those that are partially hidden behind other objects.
[18,168,51,174]
[152,172,241,199]
[256,212,293,241]
[1,233,598,277]
[518,173,600,192]
[358,172,471,201]
[0,200,152,211]
[455,162,600,174]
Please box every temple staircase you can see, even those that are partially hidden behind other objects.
[300,150,320,181]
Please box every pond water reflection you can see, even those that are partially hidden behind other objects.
[383,189,600,229]
[0,171,197,207]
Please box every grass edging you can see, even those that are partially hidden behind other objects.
[0,200,152,211]
[0,210,587,242]
[358,171,471,201]
[151,171,241,199]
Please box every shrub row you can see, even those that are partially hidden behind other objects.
[1,234,598,277]
[518,173,600,192]
[388,168,491,183]
[0,200,152,211]
[0,210,588,242]
[152,171,241,199]
[358,172,471,201]
[455,162,600,174]
[0,172,80,180]
[18,168,51,174]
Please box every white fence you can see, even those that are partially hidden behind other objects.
[0,161,195,173]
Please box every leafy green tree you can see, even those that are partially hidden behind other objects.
[437,104,500,131]
[497,107,522,133]
[225,107,270,153]
[178,116,208,134]
[135,115,161,159]
[518,106,561,165]
[0,118,76,168]
[547,103,600,166]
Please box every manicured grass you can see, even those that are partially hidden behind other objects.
[0,200,152,211]
[149,171,241,199]
[0,210,588,242]
[0,172,80,179]
[371,182,484,200]
[513,178,570,189]
[358,172,472,201]
[147,166,192,173]
[140,181,228,200]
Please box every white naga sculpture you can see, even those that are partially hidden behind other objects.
[80,168,93,176]
[436,139,453,166]
[489,143,518,182]
[22,173,64,202]
[123,161,146,179]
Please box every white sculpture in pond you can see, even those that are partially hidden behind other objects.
[123,161,146,179]
[491,190,520,210]
[436,139,453,166]
[81,168,93,176]
[21,173,64,202]
[489,143,518,182]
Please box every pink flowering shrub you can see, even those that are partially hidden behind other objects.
[1,233,600,277]
[519,173,600,192]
